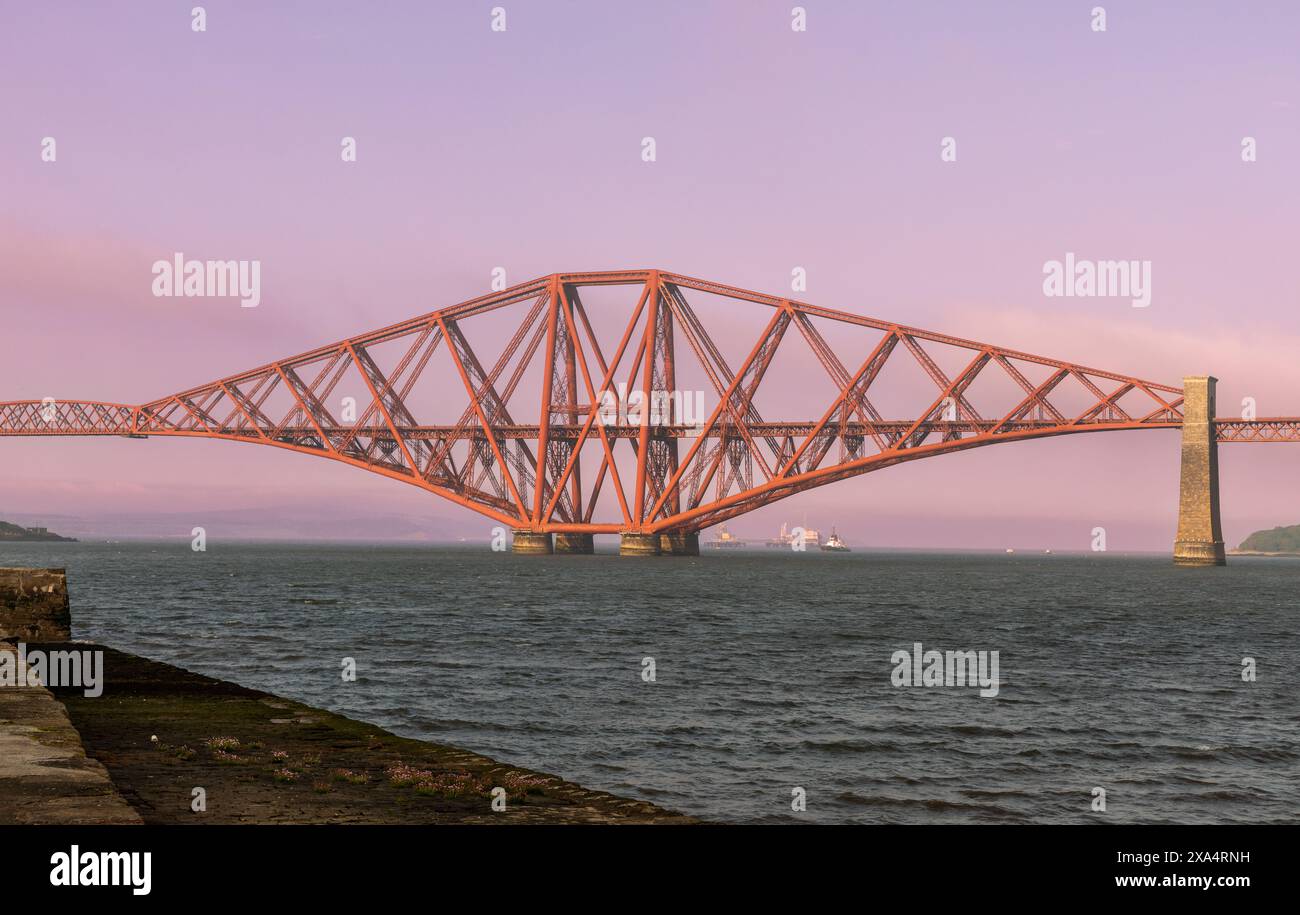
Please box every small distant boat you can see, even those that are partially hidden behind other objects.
[708,524,747,550]
[1005,548,1015,554]
[820,528,850,552]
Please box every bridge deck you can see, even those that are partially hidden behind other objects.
[2,411,1297,441]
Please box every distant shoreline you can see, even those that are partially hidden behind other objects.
[0,523,77,543]
[1235,523,1300,555]
[0,536,78,543]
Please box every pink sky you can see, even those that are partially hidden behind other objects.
[2,1,1298,549]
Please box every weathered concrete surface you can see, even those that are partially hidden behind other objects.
[659,532,700,556]
[0,568,71,641]
[511,530,553,554]
[619,532,661,556]
[0,643,141,824]
[1173,376,1226,566]
[0,568,694,824]
[553,533,595,554]
[49,643,695,824]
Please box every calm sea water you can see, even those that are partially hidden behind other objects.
[3,541,1296,824]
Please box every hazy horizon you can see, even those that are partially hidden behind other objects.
[0,503,1280,554]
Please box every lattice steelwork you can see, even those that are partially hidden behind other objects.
[1215,420,1300,442]
[5,269,1283,536]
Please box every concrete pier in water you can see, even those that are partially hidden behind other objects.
[659,532,700,556]
[1173,375,1226,566]
[554,533,595,554]
[619,532,661,556]
[511,530,553,555]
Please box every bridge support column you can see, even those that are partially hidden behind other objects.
[619,532,661,556]
[554,533,594,554]
[511,530,553,555]
[1173,375,1226,566]
[659,532,700,556]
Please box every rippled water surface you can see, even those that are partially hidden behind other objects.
[4,541,1296,823]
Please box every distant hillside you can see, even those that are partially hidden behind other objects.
[1238,524,1300,554]
[0,520,77,542]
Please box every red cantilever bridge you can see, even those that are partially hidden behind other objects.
[2,269,1296,561]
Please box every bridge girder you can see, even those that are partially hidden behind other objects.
[2,268,1287,535]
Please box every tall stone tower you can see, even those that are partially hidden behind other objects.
[1173,376,1226,566]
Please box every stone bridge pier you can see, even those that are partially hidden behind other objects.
[1173,375,1226,566]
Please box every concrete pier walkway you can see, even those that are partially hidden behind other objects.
[1,567,692,825]
[0,643,141,825]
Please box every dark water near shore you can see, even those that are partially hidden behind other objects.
[3,541,1297,824]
